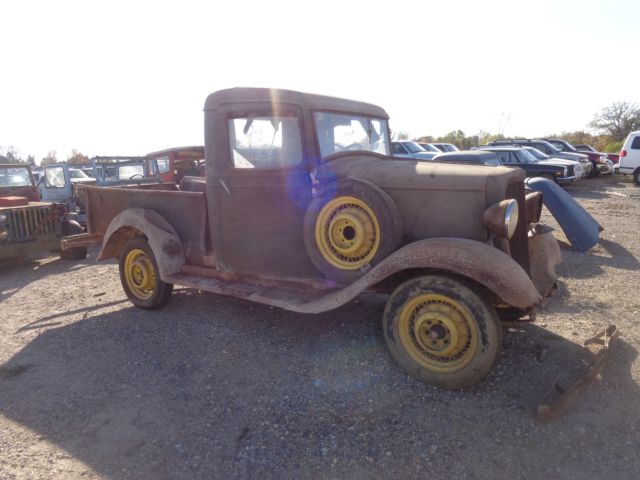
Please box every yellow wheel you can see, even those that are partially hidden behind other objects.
[119,238,173,309]
[384,275,501,389]
[303,180,402,284]
[315,196,380,270]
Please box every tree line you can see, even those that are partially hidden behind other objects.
[414,101,640,152]
[0,148,89,166]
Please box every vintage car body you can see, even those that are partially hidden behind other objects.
[70,88,562,389]
[0,163,87,261]
[146,146,205,183]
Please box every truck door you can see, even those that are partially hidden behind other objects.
[209,104,319,279]
[40,164,73,203]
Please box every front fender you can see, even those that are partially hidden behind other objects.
[361,237,543,308]
[98,207,185,280]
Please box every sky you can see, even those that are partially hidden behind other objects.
[1,0,639,163]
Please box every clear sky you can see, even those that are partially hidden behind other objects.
[1,0,638,163]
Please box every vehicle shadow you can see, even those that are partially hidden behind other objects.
[557,238,640,279]
[1,291,638,480]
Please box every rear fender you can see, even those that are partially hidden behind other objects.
[98,207,185,280]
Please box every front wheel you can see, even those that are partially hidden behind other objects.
[119,237,173,309]
[383,275,502,390]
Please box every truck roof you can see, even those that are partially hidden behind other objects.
[204,88,389,119]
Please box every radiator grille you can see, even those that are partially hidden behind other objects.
[2,206,59,243]
[505,181,530,274]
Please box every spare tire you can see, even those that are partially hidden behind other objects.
[303,179,402,284]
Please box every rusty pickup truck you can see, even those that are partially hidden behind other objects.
[68,88,562,389]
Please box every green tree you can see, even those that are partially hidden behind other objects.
[41,151,58,165]
[67,149,89,164]
[589,102,640,141]
[0,146,23,164]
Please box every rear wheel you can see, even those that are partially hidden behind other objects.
[119,237,173,309]
[383,275,502,390]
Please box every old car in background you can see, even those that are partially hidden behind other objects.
[90,156,160,186]
[391,141,438,160]
[486,139,593,177]
[431,143,460,152]
[67,87,561,391]
[617,131,640,184]
[38,163,96,225]
[0,163,87,261]
[417,143,444,154]
[433,150,503,166]
[477,146,583,184]
[543,138,612,176]
[574,144,619,164]
[147,146,205,183]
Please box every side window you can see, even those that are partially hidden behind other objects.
[631,136,640,149]
[392,143,406,154]
[45,166,66,188]
[496,151,512,164]
[536,143,550,154]
[228,115,302,169]
[156,156,171,173]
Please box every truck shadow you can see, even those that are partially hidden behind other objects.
[0,292,638,479]
[556,238,640,278]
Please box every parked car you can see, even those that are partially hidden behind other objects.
[574,144,619,164]
[431,143,460,152]
[65,87,561,390]
[486,139,593,177]
[0,163,87,261]
[38,163,97,225]
[391,141,438,160]
[617,131,640,184]
[477,146,582,184]
[521,147,584,179]
[417,143,442,154]
[542,139,611,176]
[146,146,205,183]
[433,150,503,166]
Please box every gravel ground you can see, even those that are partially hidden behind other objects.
[1,175,639,480]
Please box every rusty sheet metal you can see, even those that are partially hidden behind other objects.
[60,233,103,250]
[167,237,545,314]
[98,208,186,280]
[537,325,619,423]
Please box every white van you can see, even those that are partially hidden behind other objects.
[617,131,640,184]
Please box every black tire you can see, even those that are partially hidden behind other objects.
[634,169,640,186]
[119,237,173,309]
[303,179,402,284]
[383,275,502,390]
[60,220,87,260]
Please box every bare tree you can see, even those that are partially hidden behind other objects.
[67,149,89,164]
[41,151,58,166]
[589,102,640,141]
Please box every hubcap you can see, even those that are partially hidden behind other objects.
[123,248,157,300]
[315,196,380,270]
[398,293,478,373]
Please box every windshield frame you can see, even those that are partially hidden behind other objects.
[313,111,391,160]
[0,165,34,188]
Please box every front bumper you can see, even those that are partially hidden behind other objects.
[557,176,578,185]
[597,160,614,174]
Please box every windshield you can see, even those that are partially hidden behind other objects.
[69,169,90,179]
[547,143,563,153]
[517,149,539,163]
[526,147,549,160]
[403,142,425,153]
[118,165,145,179]
[420,143,440,153]
[0,167,32,187]
[315,112,390,159]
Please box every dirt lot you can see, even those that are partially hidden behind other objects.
[1,175,639,480]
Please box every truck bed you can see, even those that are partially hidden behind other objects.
[80,184,208,263]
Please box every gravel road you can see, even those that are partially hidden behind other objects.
[1,176,639,480]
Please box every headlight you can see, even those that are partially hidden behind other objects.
[600,155,607,162]
[0,213,7,224]
[483,199,519,240]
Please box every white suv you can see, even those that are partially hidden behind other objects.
[617,131,640,184]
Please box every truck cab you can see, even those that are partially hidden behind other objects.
[71,88,562,390]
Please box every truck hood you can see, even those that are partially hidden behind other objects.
[317,153,525,242]
[538,158,579,167]
[553,152,588,162]
[0,185,40,202]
